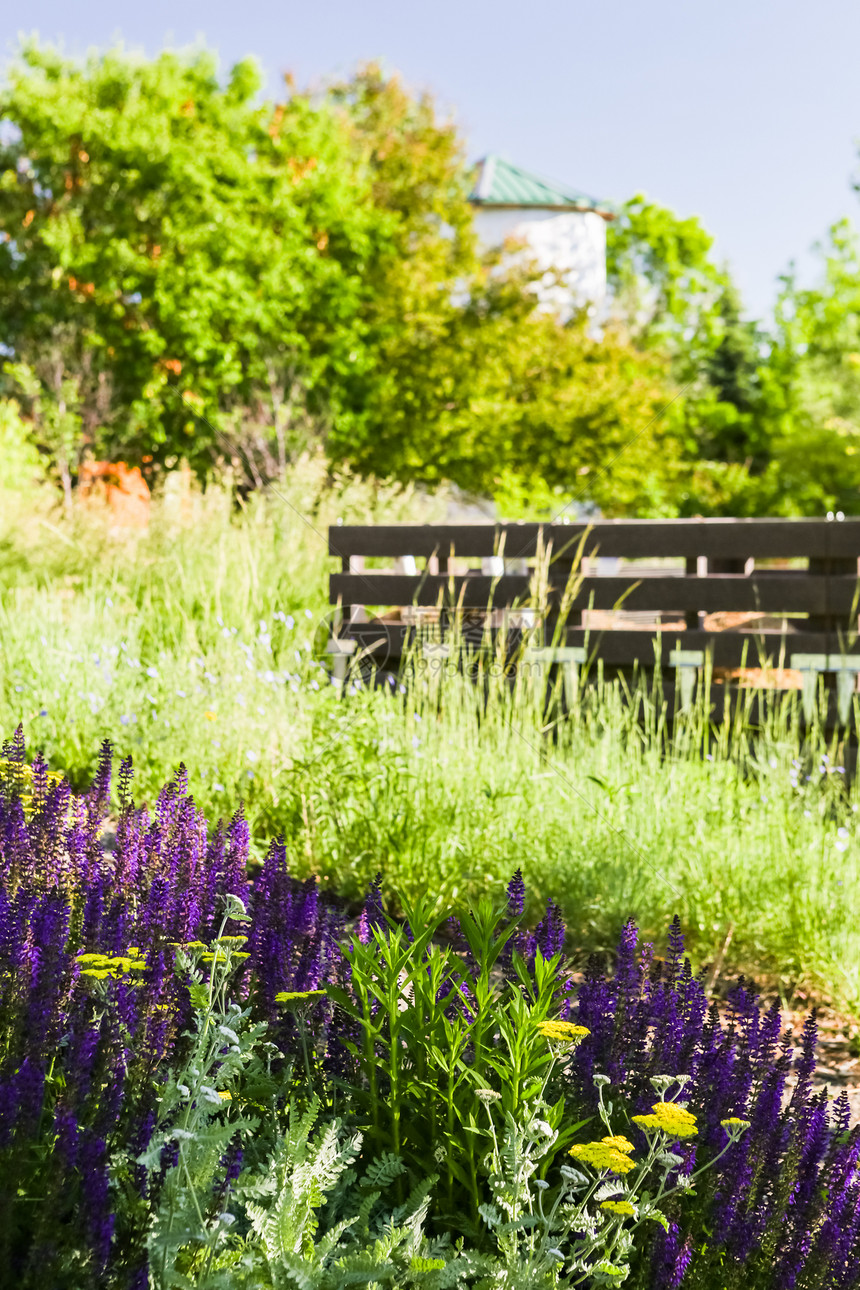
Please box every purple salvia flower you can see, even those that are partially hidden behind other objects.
[651,1221,692,1289]
[0,795,29,887]
[532,897,565,960]
[78,1131,115,1268]
[127,1263,150,1290]
[117,754,134,811]
[357,873,384,944]
[2,724,26,763]
[506,869,526,920]
[10,1057,46,1136]
[664,915,685,987]
[53,1106,80,1170]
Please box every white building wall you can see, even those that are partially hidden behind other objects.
[473,208,607,320]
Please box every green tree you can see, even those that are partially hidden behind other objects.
[758,219,860,514]
[351,288,682,516]
[320,76,683,514]
[0,43,392,475]
[606,195,726,373]
[607,195,783,514]
[1,45,687,515]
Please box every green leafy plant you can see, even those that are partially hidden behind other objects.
[328,896,587,1226]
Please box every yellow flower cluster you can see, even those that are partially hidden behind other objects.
[720,1117,751,1130]
[170,940,249,965]
[200,949,250,964]
[77,949,147,980]
[0,759,64,818]
[569,1136,636,1174]
[633,1102,698,1139]
[275,989,327,1004]
[602,1135,635,1154]
[0,758,62,785]
[537,1020,591,1043]
[600,1200,636,1217]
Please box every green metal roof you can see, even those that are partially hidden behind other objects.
[469,155,615,217]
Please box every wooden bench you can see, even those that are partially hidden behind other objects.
[327,518,860,719]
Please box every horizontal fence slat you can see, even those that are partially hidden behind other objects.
[345,623,859,671]
[330,572,860,615]
[331,573,528,607]
[560,630,849,668]
[330,520,860,561]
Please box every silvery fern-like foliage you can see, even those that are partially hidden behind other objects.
[230,1106,477,1288]
[236,1097,363,1283]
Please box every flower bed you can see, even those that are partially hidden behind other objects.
[1,727,859,1288]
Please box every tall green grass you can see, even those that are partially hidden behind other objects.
[1,462,859,1008]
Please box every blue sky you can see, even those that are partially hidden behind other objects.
[7,0,860,320]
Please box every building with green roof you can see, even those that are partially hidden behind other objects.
[469,155,615,317]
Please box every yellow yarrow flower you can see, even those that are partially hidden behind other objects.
[601,1200,636,1217]
[633,1102,698,1139]
[569,1140,636,1174]
[275,989,326,1003]
[632,1115,660,1131]
[720,1117,751,1129]
[537,1020,590,1043]
[601,1135,635,1155]
[77,950,146,980]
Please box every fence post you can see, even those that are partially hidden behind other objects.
[684,557,700,630]
[669,649,704,709]
[807,555,859,636]
[524,646,587,711]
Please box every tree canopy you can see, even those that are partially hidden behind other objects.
[3,41,860,516]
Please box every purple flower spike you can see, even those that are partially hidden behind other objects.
[357,872,384,944]
[533,896,565,960]
[506,868,526,920]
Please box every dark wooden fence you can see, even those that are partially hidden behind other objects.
[328,519,860,714]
